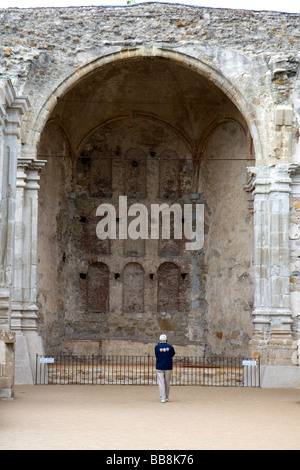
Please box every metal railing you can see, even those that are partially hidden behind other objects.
[35,354,260,387]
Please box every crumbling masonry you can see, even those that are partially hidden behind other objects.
[1,3,300,397]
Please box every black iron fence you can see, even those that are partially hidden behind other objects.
[35,354,260,387]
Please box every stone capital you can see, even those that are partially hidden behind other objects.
[17,158,47,172]
[246,164,295,195]
[17,158,47,191]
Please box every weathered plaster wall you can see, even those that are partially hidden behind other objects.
[37,107,253,357]
[202,121,253,355]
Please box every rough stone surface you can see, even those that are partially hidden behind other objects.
[0,4,300,388]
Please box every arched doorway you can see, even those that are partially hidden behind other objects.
[36,54,254,357]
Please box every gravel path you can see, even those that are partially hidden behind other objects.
[0,385,300,450]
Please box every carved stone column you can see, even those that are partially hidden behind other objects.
[11,160,45,330]
[0,78,29,398]
[247,164,296,366]
[11,159,46,385]
[289,165,300,338]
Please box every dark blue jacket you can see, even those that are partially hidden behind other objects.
[155,342,175,370]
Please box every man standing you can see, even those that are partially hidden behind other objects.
[155,334,175,403]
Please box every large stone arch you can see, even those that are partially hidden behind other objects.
[29,47,263,164]
[32,48,255,361]
[1,5,299,395]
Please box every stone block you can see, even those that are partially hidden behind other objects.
[275,105,293,126]
[0,329,15,344]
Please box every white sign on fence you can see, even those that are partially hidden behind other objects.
[40,357,55,364]
[242,360,257,366]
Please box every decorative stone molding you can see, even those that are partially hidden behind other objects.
[11,158,46,332]
[246,164,299,365]
[0,79,30,296]
[0,79,30,398]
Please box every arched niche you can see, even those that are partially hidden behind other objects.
[122,262,144,313]
[87,262,109,313]
[157,262,180,313]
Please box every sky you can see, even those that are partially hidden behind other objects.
[0,0,300,13]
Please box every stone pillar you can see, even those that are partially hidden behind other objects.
[11,159,46,385]
[0,78,29,398]
[289,165,300,338]
[247,164,297,370]
[0,88,9,330]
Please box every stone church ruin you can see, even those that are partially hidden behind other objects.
[1,3,300,398]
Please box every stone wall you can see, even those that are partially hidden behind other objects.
[1,5,300,67]
[0,4,300,386]
[0,4,300,165]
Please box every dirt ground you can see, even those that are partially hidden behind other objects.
[1,385,300,450]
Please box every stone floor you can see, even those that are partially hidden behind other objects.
[0,385,300,450]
